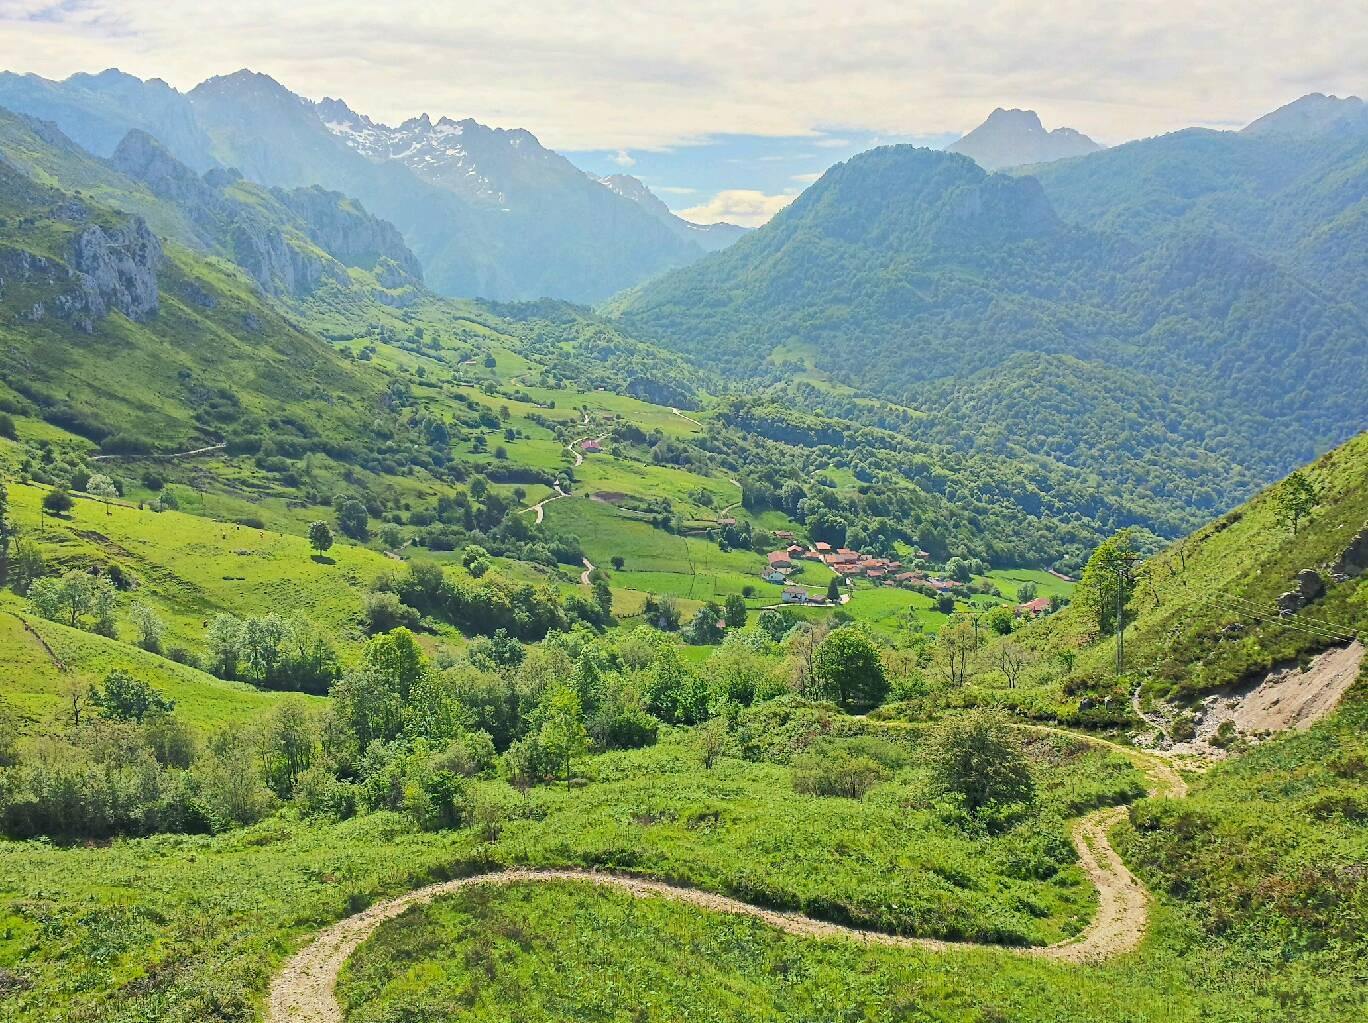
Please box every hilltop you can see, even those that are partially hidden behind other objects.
[946,107,1103,170]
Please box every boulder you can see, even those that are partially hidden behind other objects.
[1277,590,1304,614]
[1296,569,1326,601]
[1333,526,1368,579]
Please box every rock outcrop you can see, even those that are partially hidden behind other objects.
[68,219,163,324]
[1278,568,1327,614]
[1332,526,1368,579]
[275,185,422,284]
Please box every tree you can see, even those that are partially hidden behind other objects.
[0,413,15,440]
[757,608,789,644]
[944,557,973,584]
[683,602,725,644]
[995,640,1032,689]
[262,701,317,797]
[983,604,1015,636]
[539,685,589,788]
[0,479,11,586]
[90,670,173,721]
[1075,529,1140,645]
[337,499,370,541]
[591,575,614,617]
[723,593,748,629]
[1276,471,1318,536]
[8,539,44,595]
[935,616,978,688]
[610,555,625,570]
[87,473,117,515]
[29,571,99,629]
[42,487,74,517]
[308,521,334,556]
[826,577,842,603]
[1015,581,1038,602]
[813,627,888,709]
[928,711,1035,813]
[129,602,164,653]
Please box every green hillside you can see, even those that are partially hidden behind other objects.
[611,144,1368,543]
[1029,432,1367,695]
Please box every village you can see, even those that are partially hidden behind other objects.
[763,535,1060,617]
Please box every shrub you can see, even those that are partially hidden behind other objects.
[929,711,1035,814]
[362,590,420,634]
[791,749,890,799]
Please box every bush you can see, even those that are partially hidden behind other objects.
[362,590,420,635]
[0,413,15,440]
[791,749,890,799]
[929,711,1035,815]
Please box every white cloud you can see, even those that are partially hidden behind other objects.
[653,185,697,195]
[0,2,1363,150]
[791,171,822,183]
[678,189,797,228]
[813,136,851,148]
[611,149,635,167]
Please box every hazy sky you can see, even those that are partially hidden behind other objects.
[1,1,1364,224]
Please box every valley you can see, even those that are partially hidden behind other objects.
[0,48,1365,1023]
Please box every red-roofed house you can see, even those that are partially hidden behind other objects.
[1018,597,1052,616]
[767,550,793,569]
[815,542,832,553]
[580,439,602,453]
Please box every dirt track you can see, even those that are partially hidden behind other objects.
[264,744,1182,1022]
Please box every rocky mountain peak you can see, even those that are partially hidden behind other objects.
[947,107,1103,171]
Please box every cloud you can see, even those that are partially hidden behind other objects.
[611,149,635,167]
[0,2,1363,150]
[813,136,851,148]
[791,171,822,184]
[652,185,697,195]
[678,189,797,228]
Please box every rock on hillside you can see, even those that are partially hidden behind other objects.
[69,218,162,323]
[947,108,1103,170]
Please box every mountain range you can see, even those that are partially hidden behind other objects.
[612,120,1368,537]
[0,68,744,302]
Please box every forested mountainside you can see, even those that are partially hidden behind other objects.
[0,68,727,302]
[611,140,1368,539]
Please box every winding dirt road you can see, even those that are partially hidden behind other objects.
[579,557,596,585]
[520,484,567,525]
[264,742,1184,1022]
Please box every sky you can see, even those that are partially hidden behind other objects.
[0,1,1365,225]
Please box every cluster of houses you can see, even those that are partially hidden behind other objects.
[763,539,968,596]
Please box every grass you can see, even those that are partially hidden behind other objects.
[0,718,1149,1021]
[332,690,1368,1023]
[0,605,305,735]
[7,483,398,660]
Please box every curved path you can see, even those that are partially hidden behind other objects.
[520,484,567,525]
[579,556,596,585]
[265,739,1184,1022]
[90,442,226,463]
